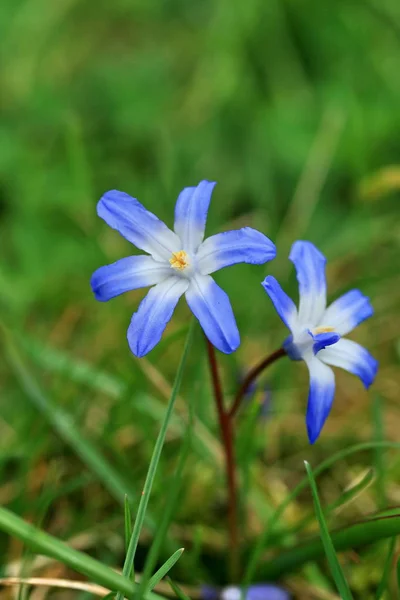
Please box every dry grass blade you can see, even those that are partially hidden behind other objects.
[0,577,109,597]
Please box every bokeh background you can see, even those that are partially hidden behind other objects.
[1,0,400,598]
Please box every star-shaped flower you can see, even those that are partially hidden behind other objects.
[262,240,378,443]
[91,180,276,357]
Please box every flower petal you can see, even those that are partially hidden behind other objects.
[319,338,378,388]
[245,584,291,600]
[305,357,335,444]
[127,277,188,357]
[196,228,276,274]
[321,289,374,336]
[185,274,240,353]
[97,190,180,262]
[219,585,290,600]
[262,276,298,331]
[289,241,327,325]
[308,330,341,355]
[91,255,172,301]
[174,180,216,253]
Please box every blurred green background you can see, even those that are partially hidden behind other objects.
[1,0,400,598]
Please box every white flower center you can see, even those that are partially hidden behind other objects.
[290,324,336,358]
[169,250,195,278]
[169,250,190,271]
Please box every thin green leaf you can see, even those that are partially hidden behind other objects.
[276,468,376,541]
[0,506,161,600]
[397,555,400,595]
[124,495,133,557]
[2,325,138,506]
[258,512,400,580]
[136,359,196,596]
[244,440,400,584]
[372,395,387,508]
[329,468,375,516]
[116,321,194,600]
[376,537,396,600]
[167,578,191,600]
[146,549,184,591]
[304,461,353,599]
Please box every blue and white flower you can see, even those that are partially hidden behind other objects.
[91,180,276,357]
[201,584,290,600]
[262,241,378,444]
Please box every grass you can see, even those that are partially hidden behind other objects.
[0,0,400,598]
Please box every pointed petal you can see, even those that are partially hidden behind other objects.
[262,276,298,331]
[319,338,378,388]
[305,357,335,444]
[91,256,172,301]
[185,274,240,353]
[196,228,276,274]
[289,241,327,324]
[127,277,188,357]
[174,181,216,253]
[308,330,341,355]
[321,289,374,335]
[97,190,180,262]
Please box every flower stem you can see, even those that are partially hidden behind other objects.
[205,339,239,582]
[229,347,287,419]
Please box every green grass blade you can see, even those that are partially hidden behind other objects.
[2,326,138,506]
[328,468,375,515]
[146,549,184,592]
[116,321,194,600]
[376,537,396,600]
[0,506,161,600]
[243,441,400,584]
[397,555,400,595]
[372,395,387,508]
[167,578,191,600]
[137,356,197,595]
[124,495,133,556]
[277,467,375,541]
[258,513,400,580]
[304,461,353,599]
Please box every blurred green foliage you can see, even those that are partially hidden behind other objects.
[1,0,400,598]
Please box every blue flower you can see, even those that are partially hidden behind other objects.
[262,240,378,444]
[91,180,276,357]
[200,584,291,600]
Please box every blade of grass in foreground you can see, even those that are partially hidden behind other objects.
[146,549,184,592]
[304,461,353,599]
[0,507,160,600]
[167,578,192,600]
[376,536,396,600]
[258,512,400,580]
[124,496,133,556]
[372,395,387,509]
[137,353,198,596]
[277,467,375,541]
[116,321,194,600]
[243,440,400,584]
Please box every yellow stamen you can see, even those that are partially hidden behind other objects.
[314,326,335,334]
[169,250,189,271]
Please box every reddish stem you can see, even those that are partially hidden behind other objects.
[229,347,287,419]
[205,339,239,581]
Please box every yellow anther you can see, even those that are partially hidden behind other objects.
[169,250,189,271]
[314,326,335,334]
